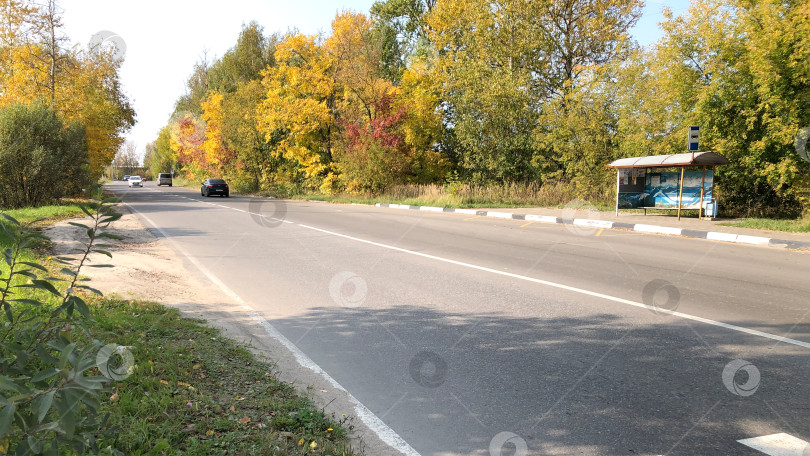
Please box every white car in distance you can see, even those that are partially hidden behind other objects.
[128,175,143,187]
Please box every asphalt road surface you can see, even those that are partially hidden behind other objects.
[110,182,810,456]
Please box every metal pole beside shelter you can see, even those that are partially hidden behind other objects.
[615,170,620,216]
[698,166,706,220]
[677,167,685,221]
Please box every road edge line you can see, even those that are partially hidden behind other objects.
[122,201,421,456]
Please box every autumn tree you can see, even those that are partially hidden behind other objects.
[257,33,337,190]
[144,125,177,177]
[0,0,135,178]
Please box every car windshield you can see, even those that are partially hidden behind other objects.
[208,179,226,184]
[131,176,141,180]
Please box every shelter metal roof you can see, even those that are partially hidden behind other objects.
[606,152,730,169]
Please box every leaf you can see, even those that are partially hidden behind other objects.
[0,213,20,226]
[21,280,61,296]
[31,368,60,383]
[9,299,43,306]
[33,391,56,423]
[91,249,112,258]
[0,403,16,439]
[18,261,48,272]
[2,302,12,325]
[0,377,19,393]
[67,222,90,230]
[10,270,36,280]
[71,296,92,319]
[97,232,123,240]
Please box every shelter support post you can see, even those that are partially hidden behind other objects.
[698,166,706,220]
[677,167,685,221]
[615,170,620,216]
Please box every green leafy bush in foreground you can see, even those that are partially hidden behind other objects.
[0,197,126,455]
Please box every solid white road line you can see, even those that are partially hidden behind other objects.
[123,202,420,456]
[296,223,810,350]
[738,433,810,455]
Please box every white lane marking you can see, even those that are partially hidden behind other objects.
[738,433,810,455]
[635,224,683,236]
[297,224,810,350]
[123,203,420,456]
[173,195,292,222]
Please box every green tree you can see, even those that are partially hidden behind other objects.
[427,0,641,183]
[208,21,278,94]
[369,0,433,81]
[0,102,88,208]
[633,0,810,215]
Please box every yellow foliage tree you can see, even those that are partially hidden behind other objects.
[257,33,336,183]
[0,2,134,177]
[200,91,234,172]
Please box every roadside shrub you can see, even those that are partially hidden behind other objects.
[0,102,89,209]
[0,196,127,455]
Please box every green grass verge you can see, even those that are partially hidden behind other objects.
[0,202,86,249]
[89,299,361,455]
[719,217,810,233]
[1,204,362,455]
[0,202,86,225]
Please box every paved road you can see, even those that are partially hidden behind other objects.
[110,182,810,456]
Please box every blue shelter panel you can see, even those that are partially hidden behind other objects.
[644,170,713,209]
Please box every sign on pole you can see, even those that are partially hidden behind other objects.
[688,126,700,151]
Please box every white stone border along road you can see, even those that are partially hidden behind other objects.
[375,203,810,251]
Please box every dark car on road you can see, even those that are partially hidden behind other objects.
[201,178,229,197]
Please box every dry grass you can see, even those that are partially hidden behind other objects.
[307,182,615,209]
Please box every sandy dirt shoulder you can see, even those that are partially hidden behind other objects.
[45,204,402,456]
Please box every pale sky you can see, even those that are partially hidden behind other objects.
[58,0,691,160]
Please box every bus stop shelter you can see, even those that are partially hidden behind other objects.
[606,152,730,220]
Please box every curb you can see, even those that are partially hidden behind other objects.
[375,203,810,251]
